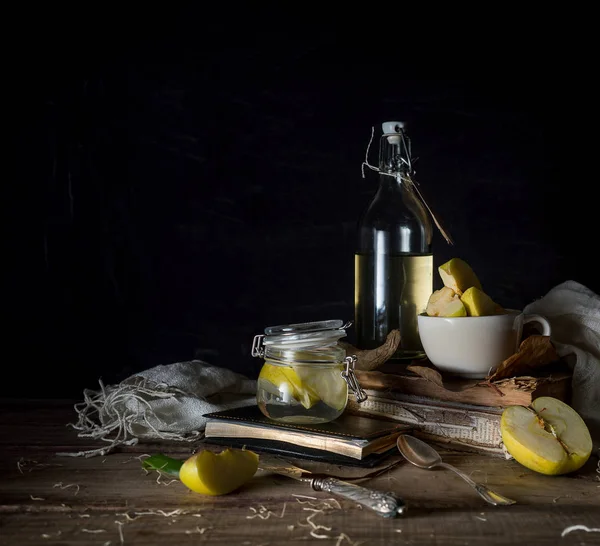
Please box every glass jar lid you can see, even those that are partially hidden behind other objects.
[251,319,351,358]
[263,319,349,349]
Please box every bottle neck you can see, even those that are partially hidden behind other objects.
[378,131,411,177]
[374,173,404,199]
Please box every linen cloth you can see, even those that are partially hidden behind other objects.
[62,360,257,457]
[524,280,600,441]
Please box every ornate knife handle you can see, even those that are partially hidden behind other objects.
[310,477,405,518]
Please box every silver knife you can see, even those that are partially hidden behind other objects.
[258,456,406,518]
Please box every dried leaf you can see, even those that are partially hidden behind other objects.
[405,362,478,392]
[339,330,401,371]
[487,335,559,382]
[406,365,445,388]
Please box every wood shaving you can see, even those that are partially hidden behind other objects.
[53,482,80,495]
[293,497,342,510]
[185,527,211,534]
[121,455,151,464]
[155,472,178,486]
[156,509,184,517]
[475,516,487,521]
[17,457,37,473]
[335,534,362,546]
[41,531,62,539]
[115,520,125,544]
[82,529,107,533]
[246,503,287,520]
[301,510,332,531]
[561,525,600,537]
[294,496,360,545]
[117,509,187,520]
[30,495,45,501]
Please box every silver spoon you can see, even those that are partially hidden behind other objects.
[396,434,516,506]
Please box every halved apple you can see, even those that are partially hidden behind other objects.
[500,397,593,475]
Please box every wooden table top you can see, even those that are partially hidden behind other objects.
[1,398,599,545]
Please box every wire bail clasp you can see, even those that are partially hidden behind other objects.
[251,335,265,358]
[342,355,368,403]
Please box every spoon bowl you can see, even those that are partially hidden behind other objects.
[396,434,516,506]
[396,434,444,469]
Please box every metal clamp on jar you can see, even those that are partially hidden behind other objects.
[251,320,367,424]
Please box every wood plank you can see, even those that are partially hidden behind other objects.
[2,450,598,509]
[2,502,600,545]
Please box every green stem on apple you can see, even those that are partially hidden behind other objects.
[142,454,184,477]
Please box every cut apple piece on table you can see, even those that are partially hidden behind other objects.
[179,448,259,495]
[460,286,499,316]
[500,397,593,475]
[438,257,482,295]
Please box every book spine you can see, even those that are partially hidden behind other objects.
[346,397,512,459]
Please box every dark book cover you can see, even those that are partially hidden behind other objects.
[203,404,408,441]
[200,437,401,468]
[202,404,411,467]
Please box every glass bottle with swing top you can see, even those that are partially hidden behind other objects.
[354,121,433,360]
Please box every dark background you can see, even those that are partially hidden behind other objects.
[8,10,595,399]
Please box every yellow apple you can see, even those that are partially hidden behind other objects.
[179,449,259,495]
[438,257,482,295]
[460,286,499,317]
[440,298,468,317]
[426,287,460,316]
[500,397,593,475]
[258,362,320,409]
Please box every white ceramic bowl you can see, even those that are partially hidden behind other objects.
[417,309,551,379]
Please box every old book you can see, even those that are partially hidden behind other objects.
[203,405,411,461]
[355,364,572,408]
[345,391,511,458]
